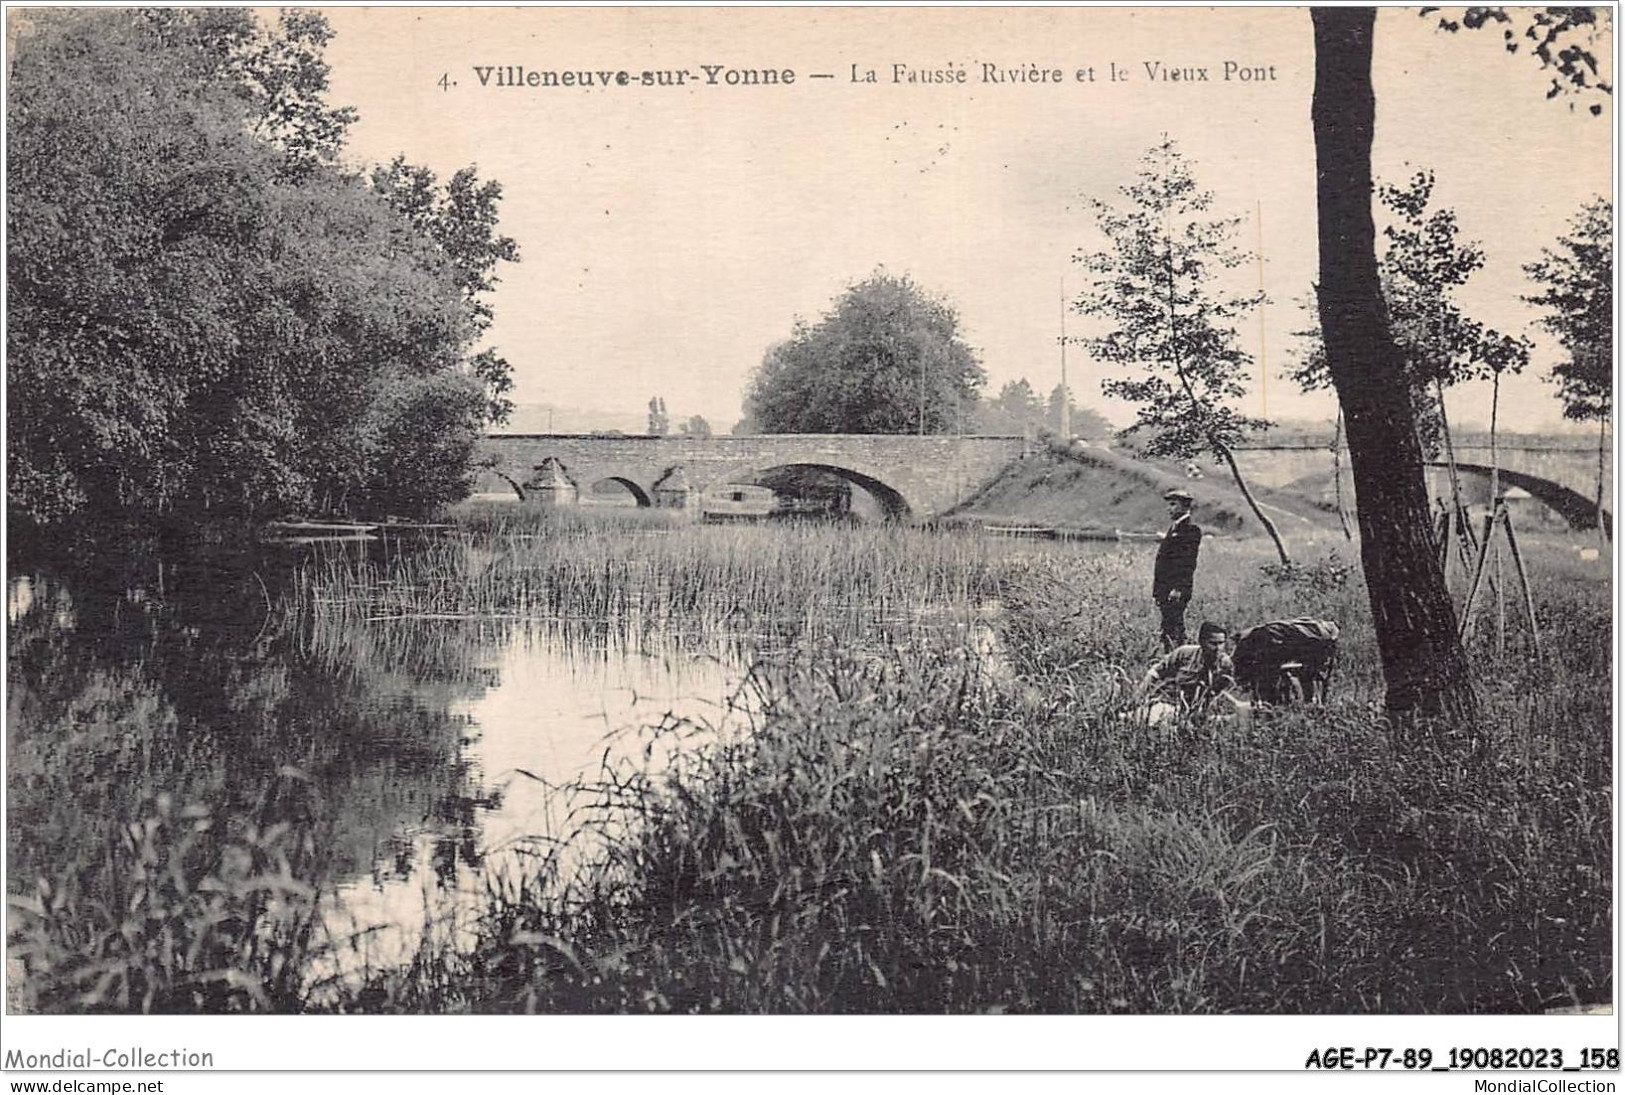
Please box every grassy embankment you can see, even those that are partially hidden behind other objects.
[8,505,1610,1013]
[946,443,1333,539]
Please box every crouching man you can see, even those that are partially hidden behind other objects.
[1139,620,1246,728]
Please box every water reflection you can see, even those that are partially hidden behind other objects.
[326,626,742,970]
[7,540,746,973]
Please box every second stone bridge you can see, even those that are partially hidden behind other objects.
[477,433,1034,519]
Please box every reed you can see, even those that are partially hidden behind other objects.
[9,513,1610,1014]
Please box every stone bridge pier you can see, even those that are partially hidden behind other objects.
[476,434,1032,520]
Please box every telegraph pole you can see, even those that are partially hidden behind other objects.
[1060,277,1071,441]
[1256,200,1268,419]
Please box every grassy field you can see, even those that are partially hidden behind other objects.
[7,507,1611,1013]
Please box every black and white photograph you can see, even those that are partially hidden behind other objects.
[2,2,1617,1079]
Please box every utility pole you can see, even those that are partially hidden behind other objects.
[918,360,926,436]
[1256,200,1268,420]
[1060,277,1071,441]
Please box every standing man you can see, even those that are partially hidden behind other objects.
[1153,488,1203,649]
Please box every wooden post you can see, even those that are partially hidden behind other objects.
[1459,507,1500,641]
[1490,373,1505,654]
[1333,411,1353,541]
[1501,506,1543,663]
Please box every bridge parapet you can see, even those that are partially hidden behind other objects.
[477,433,1031,519]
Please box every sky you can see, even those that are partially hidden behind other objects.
[318,7,1613,434]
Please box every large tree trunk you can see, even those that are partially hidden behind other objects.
[1311,8,1478,721]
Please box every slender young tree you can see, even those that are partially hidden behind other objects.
[1291,170,1531,538]
[1075,137,1289,563]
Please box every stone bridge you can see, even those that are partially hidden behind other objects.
[476,434,1033,519]
[1229,432,1611,530]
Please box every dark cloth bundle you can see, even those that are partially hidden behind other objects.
[1232,618,1340,703]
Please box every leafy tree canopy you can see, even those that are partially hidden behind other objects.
[679,415,713,439]
[1525,198,1612,421]
[1288,169,1529,456]
[7,10,519,529]
[1075,137,1268,462]
[1425,6,1612,111]
[1046,383,1115,440]
[744,272,986,434]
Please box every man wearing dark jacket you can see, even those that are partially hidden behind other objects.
[1153,488,1202,649]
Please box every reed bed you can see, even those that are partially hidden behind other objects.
[8,513,1610,1014]
[292,509,1007,653]
[353,591,1611,1013]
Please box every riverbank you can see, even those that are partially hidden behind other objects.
[6,513,1610,1013]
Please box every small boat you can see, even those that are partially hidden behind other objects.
[377,522,458,535]
[983,524,1121,542]
[259,520,380,541]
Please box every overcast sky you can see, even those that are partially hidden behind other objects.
[320,7,1613,434]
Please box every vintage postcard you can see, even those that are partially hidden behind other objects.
[3,3,1615,1080]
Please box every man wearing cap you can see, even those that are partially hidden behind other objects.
[1153,488,1202,649]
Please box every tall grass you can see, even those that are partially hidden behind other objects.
[292,508,1007,654]
[9,513,1611,1013]
[342,528,1609,1014]
[8,780,328,1013]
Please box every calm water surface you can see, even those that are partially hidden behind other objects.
[6,539,749,966]
[7,530,1116,970]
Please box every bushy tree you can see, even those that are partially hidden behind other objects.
[1526,197,1612,529]
[7,10,518,529]
[1291,170,1530,481]
[1075,137,1287,562]
[977,379,1044,434]
[744,272,985,434]
[1046,383,1114,440]
[679,415,713,439]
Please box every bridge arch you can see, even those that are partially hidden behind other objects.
[739,462,912,521]
[1438,462,1608,532]
[587,476,652,508]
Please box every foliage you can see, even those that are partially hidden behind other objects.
[1047,383,1114,439]
[1425,6,1613,112]
[1075,137,1287,562]
[1525,198,1612,422]
[6,10,517,529]
[356,371,488,518]
[744,272,986,434]
[8,791,324,1013]
[1288,171,1530,457]
[369,157,521,427]
[679,415,713,438]
[647,397,670,437]
[976,379,1111,439]
[1074,137,1269,461]
[977,379,1043,433]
